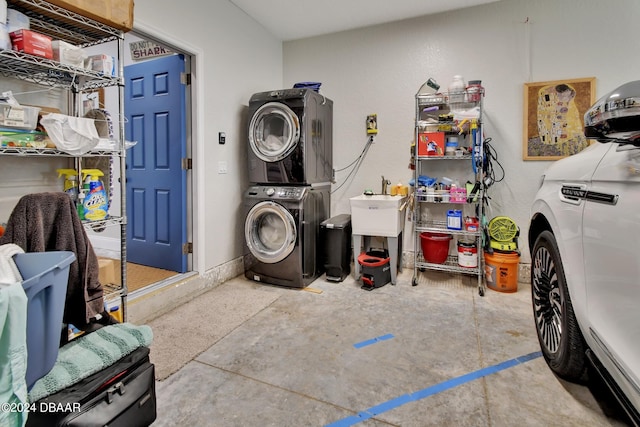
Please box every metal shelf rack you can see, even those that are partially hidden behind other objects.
[0,146,123,156]
[412,89,486,295]
[0,49,121,89]
[1,0,129,316]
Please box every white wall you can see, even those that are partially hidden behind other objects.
[283,0,640,263]
[131,0,283,272]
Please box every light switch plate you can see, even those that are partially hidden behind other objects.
[218,161,227,174]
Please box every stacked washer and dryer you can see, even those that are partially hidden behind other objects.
[243,89,333,287]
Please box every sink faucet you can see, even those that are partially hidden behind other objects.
[381,176,391,195]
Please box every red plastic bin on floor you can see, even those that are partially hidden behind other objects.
[420,232,452,264]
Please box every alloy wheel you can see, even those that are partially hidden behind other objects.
[532,245,562,354]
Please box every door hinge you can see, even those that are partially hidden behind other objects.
[180,72,191,85]
[182,158,192,170]
[182,242,193,254]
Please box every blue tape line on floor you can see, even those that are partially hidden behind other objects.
[353,333,395,349]
[325,351,542,427]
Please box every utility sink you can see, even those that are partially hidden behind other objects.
[349,194,407,237]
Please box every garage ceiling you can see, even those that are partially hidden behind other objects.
[229,0,503,41]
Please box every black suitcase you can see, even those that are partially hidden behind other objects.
[26,346,156,427]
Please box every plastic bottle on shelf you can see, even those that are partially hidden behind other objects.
[448,75,466,103]
[77,191,86,220]
[449,180,467,203]
[450,181,458,200]
[81,169,109,221]
[447,209,463,230]
[445,136,459,156]
[57,169,79,202]
[466,80,484,102]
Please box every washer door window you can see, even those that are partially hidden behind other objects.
[249,102,300,162]
[245,201,297,263]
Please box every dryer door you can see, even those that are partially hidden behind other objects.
[245,201,297,263]
[249,102,300,162]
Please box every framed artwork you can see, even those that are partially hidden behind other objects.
[523,77,595,160]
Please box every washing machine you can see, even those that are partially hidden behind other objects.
[243,184,330,288]
[247,88,333,185]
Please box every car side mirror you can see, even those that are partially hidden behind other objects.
[584,80,640,145]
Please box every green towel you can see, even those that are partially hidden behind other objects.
[28,323,153,402]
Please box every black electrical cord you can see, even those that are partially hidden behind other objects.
[483,137,505,185]
[331,135,375,194]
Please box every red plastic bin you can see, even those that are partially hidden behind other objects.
[420,232,452,264]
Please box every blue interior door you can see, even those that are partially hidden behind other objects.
[125,54,187,273]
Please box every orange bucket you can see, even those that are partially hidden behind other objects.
[484,251,520,293]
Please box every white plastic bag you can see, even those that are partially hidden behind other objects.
[40,113,100,155]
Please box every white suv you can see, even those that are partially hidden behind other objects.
[529,80,640,424]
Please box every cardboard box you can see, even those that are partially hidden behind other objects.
[51,40,86,68]
[98,257,117,285]
[88,54,116,76]
[10,29,53,59]
[417,132,445,156]
[45,0,134,32]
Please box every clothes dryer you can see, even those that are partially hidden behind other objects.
[247,88,333,185]
[243,184,330,288]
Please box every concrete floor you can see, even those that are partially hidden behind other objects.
[149,268,631,427]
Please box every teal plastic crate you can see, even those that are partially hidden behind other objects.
[14,251,75,390]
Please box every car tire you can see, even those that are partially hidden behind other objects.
[531,230,588,382]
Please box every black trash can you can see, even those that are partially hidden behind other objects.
[320,214,352,282]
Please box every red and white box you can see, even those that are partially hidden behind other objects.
[10,29,53,59]
[417,131,445,156]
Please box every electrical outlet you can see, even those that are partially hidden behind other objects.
[367,114,378,135]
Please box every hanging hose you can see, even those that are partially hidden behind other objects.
[331,135,375,194]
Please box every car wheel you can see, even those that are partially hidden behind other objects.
[531,230,588,381]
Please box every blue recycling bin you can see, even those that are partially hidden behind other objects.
[14,251,75,389]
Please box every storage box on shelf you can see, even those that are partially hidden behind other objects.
[51,39,87,67]
[9,28,53,58]
[0,104,40,130]
[412,86,486,295]
[88,53,116,76]
[44,0,134,32]
[2,1,123,90]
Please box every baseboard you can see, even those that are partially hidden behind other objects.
[518,262,531,285]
